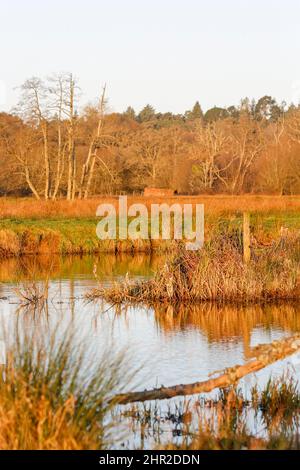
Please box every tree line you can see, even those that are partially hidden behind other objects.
[0,73,300,199]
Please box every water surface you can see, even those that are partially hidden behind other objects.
[1,254,300,395]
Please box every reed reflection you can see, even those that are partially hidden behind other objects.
[153,302,300,356]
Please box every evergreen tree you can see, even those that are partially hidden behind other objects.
[185,101,203,120]
[124,106,136,120]
[138,104,156,122]
[204,106,229,122]
[254,96,283,121]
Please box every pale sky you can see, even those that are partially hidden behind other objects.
[1,0,300,114]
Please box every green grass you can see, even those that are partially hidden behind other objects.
[0,211,299,257]
[0,218,99,254]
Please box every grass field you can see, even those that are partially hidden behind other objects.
[0,195,300,219]
[0,196,299,257]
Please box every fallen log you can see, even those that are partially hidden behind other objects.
[114,334,300,405]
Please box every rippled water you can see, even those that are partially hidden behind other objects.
[1,253,300,397]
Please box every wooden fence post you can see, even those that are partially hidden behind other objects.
[243,212,251,263]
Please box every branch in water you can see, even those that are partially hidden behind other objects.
[114,334,300,405]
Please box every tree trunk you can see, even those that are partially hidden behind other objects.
[67,76,76,201]
[113,334,300,405]
[42,123,50,200]
[79,84,106,199]
[25,166,40,200]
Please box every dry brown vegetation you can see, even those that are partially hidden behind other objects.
[87,233,300,304]
[0,330,130,450]
[0,195,300,219]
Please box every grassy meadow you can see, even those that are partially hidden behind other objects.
[0,195,299,257]
[1,195,300,218]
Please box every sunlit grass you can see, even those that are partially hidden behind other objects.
[88,232,300,304]
[0,195,299,257]
[0,327,132,450]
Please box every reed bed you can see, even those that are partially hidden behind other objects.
[87,233,300,304]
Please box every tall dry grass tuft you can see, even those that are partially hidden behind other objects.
[0,329,132,449]
[88,233,300,304]
[19,229,62,255]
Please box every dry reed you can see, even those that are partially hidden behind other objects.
[86,233,300,304]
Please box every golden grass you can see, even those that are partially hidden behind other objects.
[0,195,299,258]
[0,329,131,450]
[1,195,300,219]
[88,234,300,304]
[0,229,20,257]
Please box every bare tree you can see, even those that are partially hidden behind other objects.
[16,78,51,199]
[79,84,108,199]
[2,123,41,199]
[64,74,77,200]
[287,109,300,190]
[136,131,164,186]
[189,121,231,191]
[228,117,265,193]
[48,74,67,200]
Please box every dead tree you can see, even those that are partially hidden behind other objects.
[79,84,106,199]
[65,74,77,201]
[48,74,67,200]
[17,78,51,199]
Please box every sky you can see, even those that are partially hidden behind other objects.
[1,0,300,114]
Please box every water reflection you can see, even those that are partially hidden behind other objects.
[0,254,300,392]
[0,253,164,283]
[153,303,300,355]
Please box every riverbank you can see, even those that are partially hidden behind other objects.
[0,207,299,258]
[0,219,157,257]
